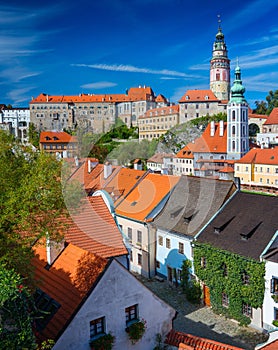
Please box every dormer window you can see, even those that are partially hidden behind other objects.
[185,95,189,100]
[205,95,209,100]
[214,227,221,234]
[45,136,51,141]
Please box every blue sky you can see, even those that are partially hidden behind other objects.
[1,0,278,109]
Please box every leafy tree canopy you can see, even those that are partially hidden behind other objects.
[253,89,278,115]
[0,131,80,284]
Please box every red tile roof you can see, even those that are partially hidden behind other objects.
[115,173,179,221]
[264,108,278,125]
[176,145,195,159]
[147,153,175,164]
[155,94,168,103]
[140,104,179,119]
[179,90,219,103]
[31,87,155,104]
[103,167,146,205]
[69,159,121,193]
[183,122,227,154]
[65,195,127,258]
[165,330,243,350]
[236,147,278,165]
[258,339,278,350]
[40,131,77,143]
[32,242,108,342]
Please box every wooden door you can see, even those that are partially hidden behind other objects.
[203,284,211,307]
[167,266,173,283]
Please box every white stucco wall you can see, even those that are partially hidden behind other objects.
[156,228,193,280]
[53,259,175,350]
[263,260,278,331]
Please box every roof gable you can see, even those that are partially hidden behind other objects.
[264,108,278,125]
[197,192,278,260]
[115,173,179,221]
[236,147,278,165]
[153,176,236,237]
[179,90,219,103]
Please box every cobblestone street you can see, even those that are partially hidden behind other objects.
[135,274,268,350]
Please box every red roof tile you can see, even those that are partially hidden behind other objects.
[236,147,278,165]
[258,339,278,350]
[264,108,278,125]
[32,243,108,341]
[147,153,175,164]
[115,173,179,221]
[165,330,243,350]
[179,90,219,103]
[65,195,127,258]
[140,104,179,119]
[40,131,77,143]
[181,122,227,155]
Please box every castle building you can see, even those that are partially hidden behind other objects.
[210,18,230,101]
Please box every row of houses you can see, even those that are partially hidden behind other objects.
[65,157,278,334]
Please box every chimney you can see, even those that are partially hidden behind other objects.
[219,120,224,137]
[210,121,215,137]
[88,159,91,173]
[46,236,65,265]
[104,161,112,179]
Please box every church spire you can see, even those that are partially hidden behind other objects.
[229,59,246,104]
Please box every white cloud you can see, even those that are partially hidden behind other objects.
[73,63,190,78]
[80,81,117,89]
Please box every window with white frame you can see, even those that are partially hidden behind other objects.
[125,304,138,326]
[271,277,278,294]
[166,238,171,249]
[158,235,163,246]
[90,316,105,338]
[242,303,252,318]
[138,253,142,266]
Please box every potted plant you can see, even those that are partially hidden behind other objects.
[126,319,146,344]
[272,320,278,328]
[89,333,115,350]
[271,294,278,303]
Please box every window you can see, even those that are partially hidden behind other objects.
[125,304,138,325]
[90,317,105,338]
[274,308,278,321]
[242,271,250,285]
[178,242,184,254]
[138,253,142,266]
[242,303,252,318]
[130,250,133,262]
[156,260,160,269]
[222,263,228,277]
[137,230,142,244]
[271,277,278,294]
[166,238,171,249]
[222,293,229,307]
[34,289,60,331]
[201,256,207,268]
[177,269,182,281]
[158,236,163,246]
[128,227,132,241]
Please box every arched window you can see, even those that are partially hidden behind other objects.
[232,125,236,135]
[232,110,236,121]
[232,141,235,151]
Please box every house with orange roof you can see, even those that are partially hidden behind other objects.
[155,93,169,107]
[39,131,78,158]
[234,147,278,194]
[174,121,235,179]
[115,173,180,277]
[138,104,179,141]
[68,158,121,194]
[256,108,278,148]
[178,89,227,124]
[146,152,175,174]
[32,244,176,350]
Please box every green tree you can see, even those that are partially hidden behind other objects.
[0,263,36,349]
[28,123,40,148]
[0,131,78,284]
[253,89,278,115]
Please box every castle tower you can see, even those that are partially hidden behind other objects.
[210,17,230,101]
[227,61,249,160]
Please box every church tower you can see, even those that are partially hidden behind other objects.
[227,62,249,160]
[210,17,230,101]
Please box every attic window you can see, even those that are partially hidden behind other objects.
[183,210,196,224]
[33,289,60,331]
[53,136,58,140]
[170,207,183,219]
[205,95,209,100]
[214,227,221,234]
[131,201,137,206]
[135,176,140,179]
[185,95,189,100]
[45,136,51,140]
[240,222,262,241]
